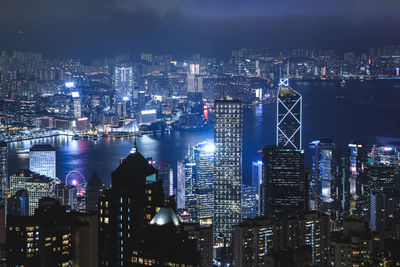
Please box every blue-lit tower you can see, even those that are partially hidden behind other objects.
[309,139,337,217]
[193,141,215,226]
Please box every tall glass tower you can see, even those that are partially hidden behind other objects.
[277,78,302,149]
[309,139,336,216]
[193,141,215,226]
[114,67,134,101]
[214,99,242,244]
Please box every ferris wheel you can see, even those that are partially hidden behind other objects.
[65,170,87,196]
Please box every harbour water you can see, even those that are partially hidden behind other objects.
[7,80,400,186]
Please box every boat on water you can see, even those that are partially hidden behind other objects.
[92,135,98,141]
[72,134,80,140]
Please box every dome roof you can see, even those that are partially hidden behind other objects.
[150,207,180,227]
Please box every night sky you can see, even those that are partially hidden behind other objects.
[1,0,400,60]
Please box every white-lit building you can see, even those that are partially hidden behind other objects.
[214,99,242,244]
[29,144,56,179]
[114,66,134,101]
[72,91,81,118]
[140,109,157,124]
[193,141,214,226]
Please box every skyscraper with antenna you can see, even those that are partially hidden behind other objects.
[276,78,302,150]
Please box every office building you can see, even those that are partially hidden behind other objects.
[277,78,302,149]
[35,116,54,129]
[114,66,134,101]
[370,191,400,233]
[193,141,214,226]
[233,212,330,267]
[332,220,376,266]
[214,99,242,244]
[72,92,81,119]
[140,109,157,124]
[55,183,77,211]
[241,184,257,219]
[7,198,97,267]
[345,142,368,218]
[98,144,165,266]
[368,164,399,194]
[309,139,337,217]
[261,146,306,218]
[183,223,213,267]
[10,170,54,216]
[176,161,186,210]
[29,144,56,179]
[85,170,105,212]
[273,60,284,89]
[184,154,197,222]
[9,169,36,197]
[7,190,29,216]
[157,160,173,198]
[370,145,399,166]
[19,100,36,127]
[0,141,7,204]
[25,176,53,215]
[252,160,263,215]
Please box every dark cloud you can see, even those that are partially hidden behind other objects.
[0,0,399,59]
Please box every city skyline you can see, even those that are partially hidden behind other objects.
[1,1,400,265]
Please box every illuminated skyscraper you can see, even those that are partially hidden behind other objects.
[252,161,263,215]
[25,176,53,215]
[114,66,134,101]
[19,100,36,127]
[0,142,7,203]
[214,99,242,244]
[0,141,7,245]
[183,152,197,222]
[346,142,368,218]
[309,139,337,217]
[193,141,214,226]
[277,78,302,150]
[176,161,186,210]
[241,185,257,219]
[261,146,307,218]
[157,161,173,198]
[29,144,56,179]
[71,92,81,119]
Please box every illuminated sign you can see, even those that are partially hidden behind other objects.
[71,92,80,98]
[141,110,156,115]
